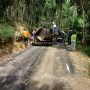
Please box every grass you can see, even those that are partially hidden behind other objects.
[76,42,90,57]
[83,46,90,77]
[82,46,90,57]
[77,44,90,77]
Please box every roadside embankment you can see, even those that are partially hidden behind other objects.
[0,23,30,60]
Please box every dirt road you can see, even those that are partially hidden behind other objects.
[0,43,90,90]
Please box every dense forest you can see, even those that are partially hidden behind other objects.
[0,0,90,56]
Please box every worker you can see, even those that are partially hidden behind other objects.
[71,32,77,51]
[31,29,36,43]
[22,28,30,48]
[50,22,58,44]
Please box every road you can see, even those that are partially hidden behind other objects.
[0,43,90,90]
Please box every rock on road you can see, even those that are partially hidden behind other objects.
[0,43,90,90]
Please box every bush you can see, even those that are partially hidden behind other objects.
[0,24,15,42]
[77,44,90,57]
[83,46,90,57]
[85,34,90,45]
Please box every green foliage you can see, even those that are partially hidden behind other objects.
[0,24,15,42]
[55,0,64,6]
[83,46,90,57]
[72,15,89,31]
[56,1,78,31]
[44,0,56,21]
[85,34,90,45]
[0,0,14,19]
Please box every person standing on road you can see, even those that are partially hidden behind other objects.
[67,29,73,45]
[22,28,30,48]
[71,32,77,51]
[31,29,36,43]
[61,31,67,45]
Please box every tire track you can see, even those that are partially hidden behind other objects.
[0,46,47,90]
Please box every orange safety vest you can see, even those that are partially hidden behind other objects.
[22,31,30,38]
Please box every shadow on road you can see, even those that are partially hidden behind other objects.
[51,42,72,51]
[32,42,72,52]
[28,81,71,90]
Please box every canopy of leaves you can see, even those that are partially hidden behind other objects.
[0,0,89,32]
